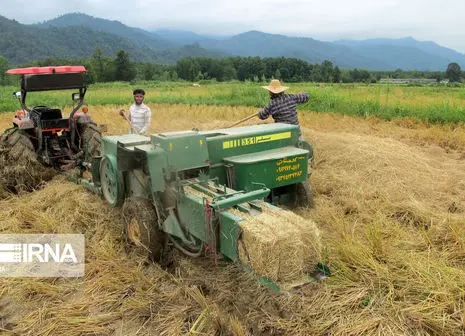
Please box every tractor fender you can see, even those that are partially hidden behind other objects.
[73,111,93,124]
[13,115,34,129]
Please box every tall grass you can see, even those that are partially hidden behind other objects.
[1,81,464,123]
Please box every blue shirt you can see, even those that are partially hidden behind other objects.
[258,93,309,125]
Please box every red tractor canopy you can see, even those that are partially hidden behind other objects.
[6,66,87,75]
[6,66,88,92]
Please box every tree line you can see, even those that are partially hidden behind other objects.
[175,57,462,83]
[0,48,463,85]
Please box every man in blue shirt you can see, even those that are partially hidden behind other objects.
[258,79,308,139]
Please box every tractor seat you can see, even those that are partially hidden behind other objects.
[30,106,63,121]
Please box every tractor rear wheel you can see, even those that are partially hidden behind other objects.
[295,180,314,208]
[79,122,102,161]
[122,197,165,262]
[0,128,55,194]
[0,128,35,160]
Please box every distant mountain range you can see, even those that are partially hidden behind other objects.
[1,12,464,70]
[0,13,224,65]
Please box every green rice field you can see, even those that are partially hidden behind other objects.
[1,81,464,124]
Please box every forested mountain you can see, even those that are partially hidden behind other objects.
[153,29,211,46]
[38,13,174,50]
[196,31,465,70]
[0,14,224,65]
[196,31,388,69]
[1,12,464,70]
[334,37,465,70]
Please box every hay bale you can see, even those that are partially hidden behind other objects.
[235,205,321,283]
[238,213,282,281]
[269,208,322,265]
[183,186,321,282]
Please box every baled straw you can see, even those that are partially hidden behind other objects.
[234,205,321,283]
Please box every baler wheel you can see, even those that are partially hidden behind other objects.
[100,155,123,206]
[122,197,165,261]
[295,180,314,208]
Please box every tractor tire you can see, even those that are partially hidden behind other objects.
[295,180,314,208]
[122,197,165,262]
[0,128,35,161]
[0,128,55,194]
[79,122,102,161]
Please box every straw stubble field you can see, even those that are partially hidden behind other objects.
[0,104,464,335]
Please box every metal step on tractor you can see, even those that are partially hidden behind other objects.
[1,66,101,171]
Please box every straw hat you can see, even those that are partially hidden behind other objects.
[262,79,289,94]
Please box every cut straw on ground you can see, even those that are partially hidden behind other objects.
[0,104,464,335]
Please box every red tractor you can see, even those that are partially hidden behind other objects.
[1,66,101,170]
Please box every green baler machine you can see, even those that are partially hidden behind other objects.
[76,123,327,290]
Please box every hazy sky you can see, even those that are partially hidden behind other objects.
[1,0,464,53]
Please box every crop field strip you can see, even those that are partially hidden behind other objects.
[1,81,465,123]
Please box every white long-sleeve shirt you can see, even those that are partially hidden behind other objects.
[129,103,151,136]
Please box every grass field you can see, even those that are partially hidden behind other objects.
[1,81,464,123]
[0,102,464,335]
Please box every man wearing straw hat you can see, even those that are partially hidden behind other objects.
[257,79,308,139]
